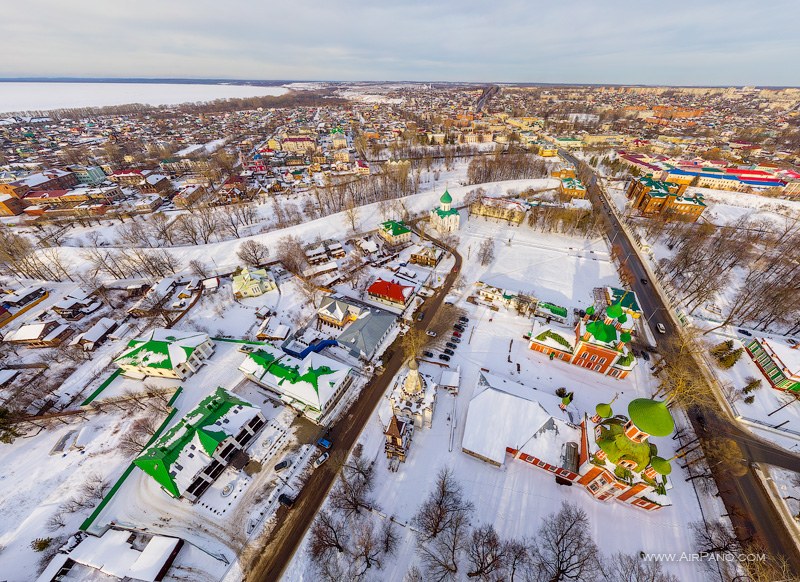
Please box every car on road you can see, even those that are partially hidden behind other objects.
[640,278,648,285]
[438,354,451,362]
[278,494,296,508]
[640,351,650,362]
[443,348,455,356]
[426,330,437,337]
[313,452,329,468]
[656,323,666,334]
[458,316,469,323]
[738,328,753,337]
[445,342,458,349]
[423,350,434,358]
[316,437,332,449]
[452,331,462,338]
[416,311,426,322]
[274,459,293,472]
[449,337,461,343]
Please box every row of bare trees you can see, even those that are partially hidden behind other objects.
[404,467,678,582]
[467,153,548,184]
[658,216,800,334]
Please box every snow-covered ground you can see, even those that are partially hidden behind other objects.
[0,82,288,115]
[282,218,710,582]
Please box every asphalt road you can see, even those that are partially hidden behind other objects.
[560,149,800,572]
[245,238,463,581]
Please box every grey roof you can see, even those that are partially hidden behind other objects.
[337,309,396,358]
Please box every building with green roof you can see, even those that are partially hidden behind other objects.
[429,189,460,234]
[378,220,412,246]
[114,328,214,380]
[134,387,266,502]
[239,344,353,423]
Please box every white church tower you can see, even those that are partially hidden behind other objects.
[429,189,460,233]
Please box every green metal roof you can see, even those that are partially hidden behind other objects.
[538,301,568,318]
[609,287,641,313]
[596,422,652,472]
[134,387,253,497]
[114,338,195,370]
[585,320,618,344]
[440,189,452,204]
[650,455,672,476]
[596,402,613,418]
[381,220,411,236]
[247,349,336,396]
[628,398,675,437]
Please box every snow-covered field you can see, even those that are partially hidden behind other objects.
[0,82,288,115]
[283,218,710,582]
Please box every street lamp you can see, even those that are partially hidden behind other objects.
[645,307,666,324]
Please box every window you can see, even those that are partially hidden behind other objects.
[599,358,606,365]
[590,355,597,362]
[594,364,602,371]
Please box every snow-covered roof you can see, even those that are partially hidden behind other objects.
[462,372,579,466]
[114,328,209,371]
[239,345,352,412]
[43,529,181,582]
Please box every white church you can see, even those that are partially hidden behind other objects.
[429,189,460,233]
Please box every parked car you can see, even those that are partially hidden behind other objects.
[640,278,648,285]
[443,348,455,356]
[452,331,462,338]
[426,330,437,337]
[656,323,666,334]
[454,325,466,332]
[313,452,330,468]
[274,459,292,472]
[449,337,461,343]
[458,316,469,323]
[416,311,426,322]
[738,328,753,337]
[278,494,296,508]
[423,350,434,358]
[317,437,332,449]
[438,354,451,362]
[640,350,650,362]
[445,342,458,349]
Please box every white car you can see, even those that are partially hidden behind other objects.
[656,323,666,334]
[313,452,329,468]
[426,330,437,337]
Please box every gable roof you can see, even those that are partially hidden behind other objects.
[367,278,413,304]
[134,387,257,497]
[114,329,208,371]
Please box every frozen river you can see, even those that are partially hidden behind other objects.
[0,82,289,114]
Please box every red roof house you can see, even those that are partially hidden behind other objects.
[367,278,414,307]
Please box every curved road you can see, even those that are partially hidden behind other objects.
[245,236,463,581]
[560,149,800,572]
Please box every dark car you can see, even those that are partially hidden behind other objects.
[640,350,650,362]
[278,494,296,508]
[738,328,752,337]
[450,337,461,343]
[443,348,455,356]
[417,311,426,322]
[454,325,466,332]
[640,278,648,285]
[458,316,469,323]
[438,354,451,362]
[452,331,462,338]
[274,459,292,472]
[445,342,458,349]
[423,350,434,358]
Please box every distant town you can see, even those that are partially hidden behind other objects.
[0,82,798,582]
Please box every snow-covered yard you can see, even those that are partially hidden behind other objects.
[283,219,710,582]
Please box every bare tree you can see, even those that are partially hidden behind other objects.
[417,509,470,582]
[412,467,474,542]
[601,552,679,582]
[330,460,376,517]
[118,416,159,456]
[276,235,306,275]
[477,238,495,266]
[309,510,349,556]
[236,240,270,266]
[529,501,600,582]
[466,523,507,579]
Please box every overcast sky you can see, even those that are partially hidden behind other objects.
[2,0,798,86]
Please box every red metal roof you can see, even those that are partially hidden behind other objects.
[367,278,413,304]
